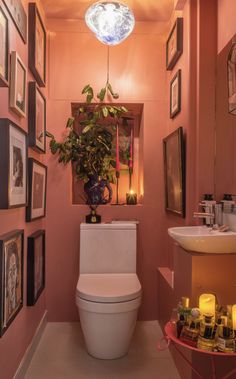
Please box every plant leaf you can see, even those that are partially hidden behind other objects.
[82,84,91,94]
[66,118,74,128]
[102,106,108,117]
[97,87,106,101]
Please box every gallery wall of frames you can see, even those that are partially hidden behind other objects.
[0,0,47,337]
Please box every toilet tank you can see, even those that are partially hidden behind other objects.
[80,223,137,274]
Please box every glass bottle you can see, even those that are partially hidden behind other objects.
[217,326,235,353]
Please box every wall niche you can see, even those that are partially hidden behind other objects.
[71,102,143,205]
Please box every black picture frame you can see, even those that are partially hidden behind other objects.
[170,70,181,118]
[0,6,9,87]
[227,42,236,115]
[28,82,46,153]
[0,229,24,337]
[0,119,27,209]
[28,3,46,87]
[166,18,183,71]
[163,127,185,217]
[27,230,45,306]
[26,158,47,222]
[2,0,27,44]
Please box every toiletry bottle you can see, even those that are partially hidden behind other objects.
[176,314,185,338]
[221,194,235,213]
[179,321,199,347]
[197,314,215,351]
[179,297,191,324]
[217,326,235,353]
[202,194,216,226]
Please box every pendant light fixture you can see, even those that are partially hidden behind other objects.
[85,1,135,45]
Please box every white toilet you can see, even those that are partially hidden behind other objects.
[76,222,142,359]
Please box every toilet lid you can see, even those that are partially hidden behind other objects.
[76,273,142,303]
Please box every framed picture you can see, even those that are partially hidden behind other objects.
[163,127,185,217]
[0,229,24,337]
[28,82,46,153]
[10,51,27,118]
[2,0,27,44]
[0,6,9,87]
[26,158,47,222]
[27,230,45,306]
[170,70,181,118]
[227,42,236,115]
[166,18,183,71]
[28,3,46,87]
[0,119,27,209]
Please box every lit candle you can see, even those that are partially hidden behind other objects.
[126,189,137,205]
[129,127,133,170]
[116,124,120,173]
[199,293,216,316]
[232,304,236,330]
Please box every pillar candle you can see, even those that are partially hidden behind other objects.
[116,124,120,172]
[199,293,216,316]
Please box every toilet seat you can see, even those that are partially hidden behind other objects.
[76,273,141,303]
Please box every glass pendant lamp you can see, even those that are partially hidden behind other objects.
[85,1,135,45]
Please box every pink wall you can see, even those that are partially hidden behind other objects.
[0,1,47,378]
[45,19,169,321]
[218,0,236,53]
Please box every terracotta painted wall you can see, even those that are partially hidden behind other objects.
[45,19,170,321]
[0,1,47,378]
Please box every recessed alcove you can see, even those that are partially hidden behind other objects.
[71,102,144,205]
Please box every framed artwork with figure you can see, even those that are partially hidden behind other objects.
[0,6,9,87]
[170,70,181,118]
[0,119,27,209]
[28,82,46,153]
[0,229,24,337]
[2,0,27,43]
[26,158,47,222]
[166,18,183,71]
[10,51,27,117]
[27,230,45,306]
[163,127,185,217]
[28,3,46,87]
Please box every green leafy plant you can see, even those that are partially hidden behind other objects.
[47,83,128,184]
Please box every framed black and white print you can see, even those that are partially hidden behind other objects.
[0,6,9,87]
[2,0,27,44]
[166,18,183,71]
[28,82,46,153]
[170,70,181,118]
[0,119,27,209]
[28,3,46,87]
[10,51,27,117]
[163,127,185,217]
[26,158,47,222]
[0,229,24,337]
[27,230,45,306]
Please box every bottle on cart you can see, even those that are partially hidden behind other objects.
[217,326,235,353]
[197,314,215,351]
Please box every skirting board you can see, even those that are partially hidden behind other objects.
[13,311,48,379]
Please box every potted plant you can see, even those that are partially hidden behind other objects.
[47,82,128,207]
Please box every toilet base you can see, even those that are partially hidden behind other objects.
[77,296,141,359]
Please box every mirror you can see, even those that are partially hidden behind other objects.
[215,35,236,200]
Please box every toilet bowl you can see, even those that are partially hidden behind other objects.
[76,273,141,359]
[76,223,142,359]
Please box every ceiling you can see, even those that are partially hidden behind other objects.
[40,0,175,22]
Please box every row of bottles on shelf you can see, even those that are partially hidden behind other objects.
[173,295,236,353]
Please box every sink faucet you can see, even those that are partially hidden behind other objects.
[193,203,223,227]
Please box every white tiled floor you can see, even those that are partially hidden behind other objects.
[24,321,180,379]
